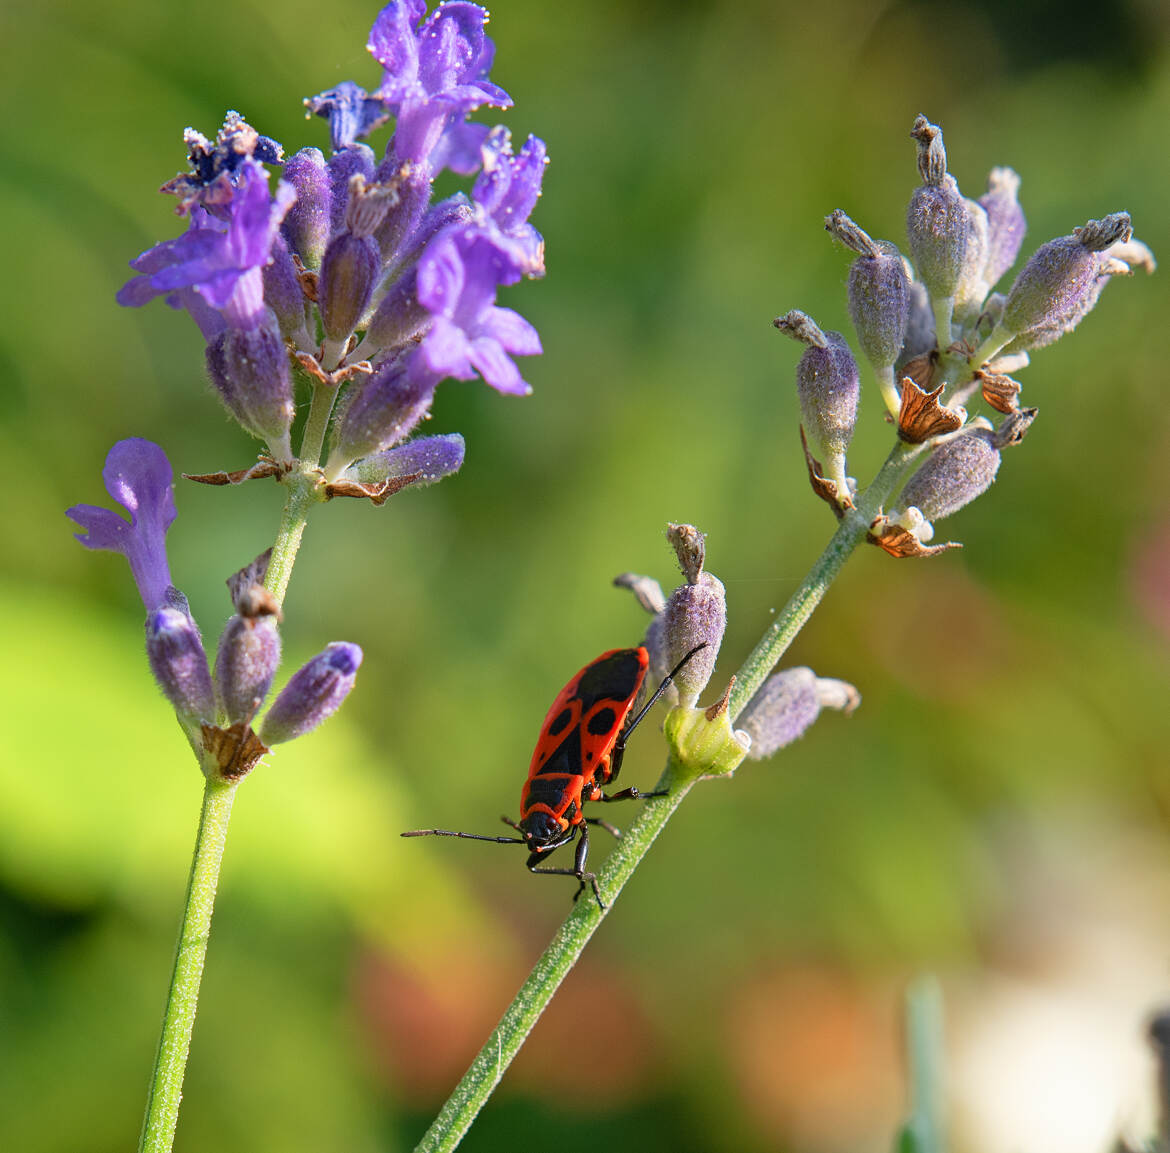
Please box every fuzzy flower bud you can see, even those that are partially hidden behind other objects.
[738,668,859,760]
[906,116,969,342]
[325,355,438,477]
[979,167,1026,289]
[146,602,216,726]
[995,213,1135,354]
[775,310,859,498]
[660,524,726,708]
[828,212,911,370]
[826,210,910,416]
[263,235,311,347]
[281,147,331,268]
[357,267,430,357]
[260,642,363,745]
[342,432,465,488]
[953,198,991,325]
[319,175,400,360]
[373,159,433,269]
[205,310,295,460]
[214,614,282,726]
[897,426,1001,533]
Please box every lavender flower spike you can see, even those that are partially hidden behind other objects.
[260,643,363,745]
[417,229,542,395]
[67,439,177,611]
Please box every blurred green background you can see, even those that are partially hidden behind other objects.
[4,0,1170,1149]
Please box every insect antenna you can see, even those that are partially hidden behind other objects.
[401,827,526,845]
[621,642,708,739]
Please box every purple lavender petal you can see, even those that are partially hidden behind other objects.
[117,159,296,329]
[416,229,541,392]
[431,121,491,177]
[368,1,511,169]
[420,316,474,380]
[259,642,363,745]
[484,306,542,355]
[305,81,391,152]
[67,439,176,611]
[470,129,547,277]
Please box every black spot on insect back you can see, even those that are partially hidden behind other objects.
[547,708,573,737]
[575,649,644,709]
[587,707,618,736]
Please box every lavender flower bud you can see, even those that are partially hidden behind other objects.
[205,310,295,458]
[214,614,282,726]
[281,147,331,268]
[343,433,465,487]
[260,642,363,745]
[661,525,726,708]
[896,278,935,370]
[906,116,969,335]
[263,235,310,346]
[979,167,1026,288]
[775,310,859,496]
[898,426,1001,526]
[327,146,376,238]
[825,212,911,375]
[373,158,433,269]
[146,605,216,725]
[998,212,1134,352]
[739,668,860,760]
[319,176,399,357]
[357,267,429,359]
[396,194,474,273]
[954,198,991,325]
[326,355,438,476]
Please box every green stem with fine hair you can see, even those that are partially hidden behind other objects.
[413,436,931,1153]
[139,378,337,1152]
[264,382,336,607]
[413,764,696,1153]
[138,780,238,1153]
[730,438,924,718]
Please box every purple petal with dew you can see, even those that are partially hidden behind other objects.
[486,306,542,355]
[416,234,467,315]
[306,81,390,152]
[67,439,176,611]
[431,121,490,177]
[421,316,475,379]
[368,0,425,88]
[468,335,531,395]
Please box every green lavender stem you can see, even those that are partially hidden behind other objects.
[414,437,930,1153]
[730,438,924,717]
[265,382,336,607]
[138,780,238,1153]
[139,378,337,1152]
[413,765,695,1153]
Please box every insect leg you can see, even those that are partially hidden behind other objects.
[526,822,605,909]
[598,785,667,802]
[585,816,622,839]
